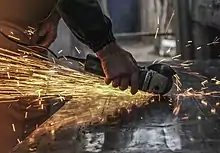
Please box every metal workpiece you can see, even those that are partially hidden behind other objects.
[17,94,220,153]
[14,60,220,153]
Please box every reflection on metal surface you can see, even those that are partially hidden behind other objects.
[14,93,220,152]
[85,133,104,152]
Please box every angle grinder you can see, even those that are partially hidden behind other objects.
[23,43,175,95]
[82,54,176,95]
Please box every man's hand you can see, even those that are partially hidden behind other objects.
[37,11,61,47]
[96,42,139,95]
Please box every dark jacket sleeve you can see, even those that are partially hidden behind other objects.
[56,0,116,52]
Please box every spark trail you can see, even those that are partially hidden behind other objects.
[0,44,153,128]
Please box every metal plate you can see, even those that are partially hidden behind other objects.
[15,61,220,153]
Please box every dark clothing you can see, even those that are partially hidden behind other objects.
[57,0,116,52]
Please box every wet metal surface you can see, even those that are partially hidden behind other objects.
[17,61,220,153]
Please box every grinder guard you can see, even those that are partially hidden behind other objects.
[141,64,176,95]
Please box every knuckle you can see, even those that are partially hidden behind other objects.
[119,86,126,91]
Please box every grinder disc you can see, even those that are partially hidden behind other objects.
[147,63,176,94]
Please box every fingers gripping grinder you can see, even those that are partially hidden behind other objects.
[83,54,176,95]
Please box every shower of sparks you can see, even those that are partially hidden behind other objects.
[148,33,220,127]
[0,44,154,131]
[17,43,220,138]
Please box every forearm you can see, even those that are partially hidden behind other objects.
[56,0,116,53]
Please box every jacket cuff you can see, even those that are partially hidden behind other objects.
[88,17,116,52]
